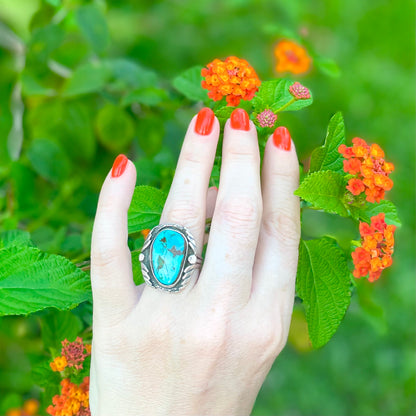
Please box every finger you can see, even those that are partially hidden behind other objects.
[198,109,262,305]
[147,108,219,294]
[91,155,139,321]
[250,127,300,337]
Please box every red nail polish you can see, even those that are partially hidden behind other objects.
[195,107,215,135]
[230,108,250,131]
[273,126,291,151]
[112,154,128,178]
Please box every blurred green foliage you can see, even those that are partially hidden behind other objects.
[0,0,414,415]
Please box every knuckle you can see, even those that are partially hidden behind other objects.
[247,318,285,357]
[218,196,262,236]
[263,210,300,248]
[167,199,203,230]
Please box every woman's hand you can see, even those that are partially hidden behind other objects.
[89,108,300,416]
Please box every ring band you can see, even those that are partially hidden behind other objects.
[139,224,202,292]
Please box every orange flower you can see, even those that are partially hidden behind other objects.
[141,229,150,239]
[274,39,312,74]
[47,377,90,416]
[6,399,40,416]
[339,138,394,203]
[50,355,68,372]
[201,56,261,106]
[352,213,396,282]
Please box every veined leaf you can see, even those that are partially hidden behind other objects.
[296,237,351,348]
[295,170,349,216]
[0,245,91,316]
[252,79,313,113]
[172,66,207,102]
[128,186,167,233]
[0,230,32,249]
[351,200,401,226]
[310,112,346,173]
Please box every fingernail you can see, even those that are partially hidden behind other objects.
[112,154,128,178]
[230,108,250,131]
[195,107,215,135]
[273,126,292,151]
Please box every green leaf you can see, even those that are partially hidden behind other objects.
[132,251,144,286]
[21,72,55,97]
[295,171,349,216]
[314,57,341,78]
[136,116,164,157]
[40,310,83,351]
[27,138,70,183]
[108,58,158,89]
[122,87,168,107]
[0,230,32,249]
[252,79,313,113]
[296,237,351,348]
[309,112,346,173]
[128,186,167,233]
[172,66,207,102]
[95,104,135,152]
[351,200,401,226]
[28,24,64,63]
[76,4,110,54]
[0,245,91,316]
[63,61,111,97]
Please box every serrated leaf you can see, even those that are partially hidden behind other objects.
[76,4,110,54]
[0,246,91,316]
[172,66,207,102]
[296,237,351,348]
[128,186,167,233]
[63,61,111,97]
[295,170,349,216]
[252,79,313,113]
[0,230,32,249]
[309,112,346,173]
[351,200,401,226]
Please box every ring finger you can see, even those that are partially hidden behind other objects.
[146,108,220,294]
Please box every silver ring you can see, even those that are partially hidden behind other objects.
[139,224,202,292]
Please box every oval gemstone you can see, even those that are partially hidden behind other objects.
[151,228,186,286]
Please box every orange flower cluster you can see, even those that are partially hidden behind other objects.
[50,337,91,372]
[339,138,394,203]
[47,377,90,416]
[6,399,39,416]
[201,56,261,106]
[274,39,312,74]
[351,213,396,282]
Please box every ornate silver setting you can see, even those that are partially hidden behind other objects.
[139,224,202,293]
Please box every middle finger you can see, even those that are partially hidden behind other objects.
[197,109,262,306]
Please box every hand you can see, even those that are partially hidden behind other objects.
[89,107,300,416]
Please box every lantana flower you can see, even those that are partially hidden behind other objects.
[201,56,261,106]
[257,109,277,128]
[46,377,90,416]
[274,39,312,74]
[339,138,394,203]
[351,213,396,282]
[50,337,91,372]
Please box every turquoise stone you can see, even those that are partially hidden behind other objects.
[151,229,186,285]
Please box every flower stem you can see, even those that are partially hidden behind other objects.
[275,97,296,112]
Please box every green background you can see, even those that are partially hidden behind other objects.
[0,0,415,415]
